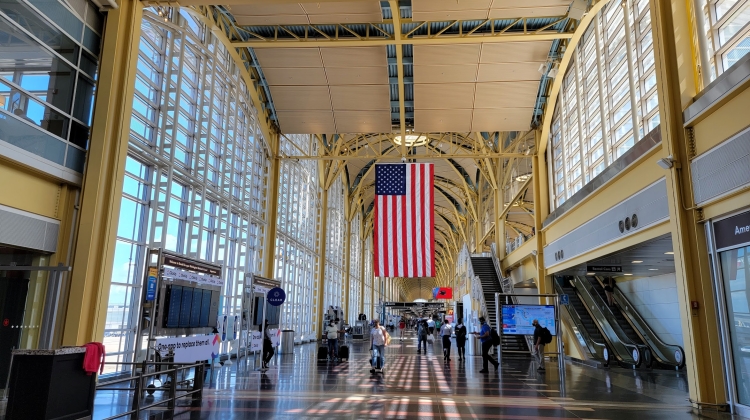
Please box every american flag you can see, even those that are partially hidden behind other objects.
[374,163,434,277]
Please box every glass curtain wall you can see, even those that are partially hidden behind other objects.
[323,176,346,316]
[0,0,102,173]
[106,8,269,371]
[274,134,318,341]
[550,0,658,208]
[363,236,374,319]
[701,0,750,78]
[348,214,362,325]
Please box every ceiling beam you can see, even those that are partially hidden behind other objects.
[231,20,573,48]
[389,0,407,159]
[279,153,528,160]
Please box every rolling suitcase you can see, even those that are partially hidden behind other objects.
[318,346,328,361]
[338,345,349,361]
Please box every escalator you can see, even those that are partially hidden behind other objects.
[554,279,610,364]
[557,276,642,367]
[587,276,685,368]
[471,257,530,356]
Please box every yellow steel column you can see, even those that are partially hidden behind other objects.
[494,161,505,262]
[342,215,352,320]
[475,179,483,253]
[262,132,281,279]
[533,130,549,296]
[315,182,329,338]
[650,0,726,408]
[62,0,143,346]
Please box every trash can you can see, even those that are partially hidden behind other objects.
[471,335,482,356]
[280,330,295,354]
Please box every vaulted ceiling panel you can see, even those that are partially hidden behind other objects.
[320,47,386,67]
[326,66,389,85]
[254,48,324,68]
[263,67,329,86]
[330,85,390,110]
[335,111,393,134]
[414,109,473,132]
[479,42,552,63]
[413,64,478,83]
[476,62,544,82]
[474,81,539,108]
[413,44,481,66]
[268,85,332,110]
[276,110,336,133]
[414,83,476,109]
[472,108,535,131]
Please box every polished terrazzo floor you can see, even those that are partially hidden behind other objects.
[93,333,743,420]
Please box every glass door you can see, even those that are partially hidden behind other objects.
[719,244,750,406]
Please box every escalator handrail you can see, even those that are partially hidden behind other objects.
[571,277,641,365]
[598,278,685,366]
[553,281,608,360]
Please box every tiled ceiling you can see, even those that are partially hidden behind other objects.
[413,41,552,133]
[411,0,572,20]
[255,46,391,134]
[228,1,382,26]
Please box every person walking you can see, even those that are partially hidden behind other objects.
[472,317,498,373]
[262,320,275,370]
[440,320,453,362]
[603,278,616,307]
[454,318,467,361]
[370,320,388,372]
[417,320,428,354]
[325,320,341,361]
[427,318,435,336]
[399,318,406,341]
[532,319,547,371]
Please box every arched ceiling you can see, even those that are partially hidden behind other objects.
[185,0,590,297]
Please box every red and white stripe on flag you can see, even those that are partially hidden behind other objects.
[373,163,435,278]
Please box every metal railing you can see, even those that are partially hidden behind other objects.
[490,243,533,353]
[95,360,205,420]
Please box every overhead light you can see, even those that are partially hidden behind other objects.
[665,251,674,255]
[548,66,559,78]
[657,155,675,169]
[586,272,595,275]
[394,134,428,147]
[632,260,643,263]
[623,273,633,276]
[515,174,531,182]
[538,63,547,74]
[649,269,659,271]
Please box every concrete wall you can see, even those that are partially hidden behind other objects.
[616,273,684,348]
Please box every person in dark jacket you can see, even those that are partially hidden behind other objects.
[454,318,467,361]
[532,319,546,371]
[472,317,498,373]
[262,320,274,370]
[417,320,428,354]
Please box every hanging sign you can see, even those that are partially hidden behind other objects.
[145,267,158,301]
[162,267,222,287]
[586,266,622,273]
[267,287,286,306]
[714,210,750,251]
[163,254,221,276]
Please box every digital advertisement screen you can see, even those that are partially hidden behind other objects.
[189,288,203,328]
[165,285,183,328]
[178,286,194,327]
[501,305,556,336]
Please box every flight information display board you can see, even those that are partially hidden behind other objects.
[199,290,212,327]
[501,305,556,335]
[165,285,183,328]
[189,288,203,327]
[178,286,194,327]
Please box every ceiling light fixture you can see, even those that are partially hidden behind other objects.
[515,174,531,182]
[657,155,675,169]
[632,260,643,263]
[394,134,428,147]
[586,272,595,275]
[665,251,674,255]
[649,269,658,271]
[623,273,633,276]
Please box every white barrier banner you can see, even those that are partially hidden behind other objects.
[162,267,223,287]
[250,331,262,352]
[249,329,280,351]
[155,334,220,363]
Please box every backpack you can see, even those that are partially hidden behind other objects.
[541,327,552,345]
[490,327,500,346]
[456,325,466,339]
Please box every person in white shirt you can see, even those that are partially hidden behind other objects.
[370,319,387,372]
[440,322,454,362]
[427,318,436,336]
[325,320,342,361]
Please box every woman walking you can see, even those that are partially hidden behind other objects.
[455,318,467,361]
